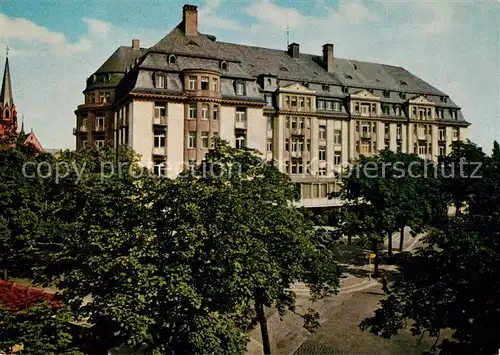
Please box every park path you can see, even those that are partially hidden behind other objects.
[246,231,423,355]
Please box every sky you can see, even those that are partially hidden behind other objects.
[0,0,498,151]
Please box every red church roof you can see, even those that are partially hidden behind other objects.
[0,280,60,311]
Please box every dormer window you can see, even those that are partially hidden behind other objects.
[303,82,309,88]
[323,84,330,91]
[155,74,166,89]
[220,61,228,70]
[188,76,197,90]
[399,92,406,99]
[437,109,444,119]
[235,82,245,95]
[342,86,349,93]
[383,90,390,97]
[450,110,458,120]
[212,78,218,92]
[168,54,177,64]
[400,81,408,86]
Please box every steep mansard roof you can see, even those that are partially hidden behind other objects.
[88,25,468,123]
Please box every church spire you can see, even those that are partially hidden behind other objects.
[20,115,24,134]
[1,48,14,108]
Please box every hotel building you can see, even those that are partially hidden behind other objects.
[74,4,470,207]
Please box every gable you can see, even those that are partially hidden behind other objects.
[350,89,380,99]
[280,82,316,94]
[409,94,435,105]
[24,132,43,151]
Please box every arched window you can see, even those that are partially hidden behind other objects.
[220,61,228,70]
[4,109,9,118]
[168,55,177,64]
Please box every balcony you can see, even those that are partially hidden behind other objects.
[95,125,105,132]
[235,119,247,129]
[290,128,304,136]
[154,116,168,125]
[153,147,166,155]
[291,151,302,158]
[361,131,371,138]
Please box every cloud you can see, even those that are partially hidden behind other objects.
[246,0,308,28]
[199,0,242,31]
[82,17,112,36]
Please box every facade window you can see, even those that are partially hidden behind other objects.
[201,104,209,120]
[319,146,326,161]
[354,103,360,113]
[211,132,219,148]
[81,118,88,130]
[451,110,458,120]
[418,144,427,155]
[439,128,446,140]
[317,100,325,110]
[95,140,105,149]
[153,161,165,176]
[267,116,273,130]
[306,139,311,151]
[361,143,370,154]
[188,160,196,172]
[306,98,311,109]
[155,105,167,121]
[319,167,326,176]
[361,103,370,116]
[291,97,297,107]
[371,104,376,114]
[155,75,165,89]
[220,61,228,70]
[396,124,402,138]
[437,109,444,119]
[291,117,297,130]
[439,145,446,156]
[285,96,290,108]
[154,130,166,148]
[453,127,459,139]
[201,131,209,148]
[212,78,218,92]
[326,101,333,110]
[384,123,390,135]
[299,97,304,108]
[189,104,197,119]
[96,116,105,131]
[305,117,310,129]
[213,105,219,120]
[168,54,176,64]
[188,76,197,90]
[397,142,402,152]
[236,82,245,95]
[235,131,246,148]
[100,92,111,104]
[88,93,96,104]
[319,126,326,140]
[201,76,209,90]
[236,108,247,123]
[285,138,290,151]
[267,138,273,152]
[291,159,303,174]
[395,105,402,116]
[334,151,341,165]
[334,129,342,144]
[333,101,341,111]
[188,131,197,148]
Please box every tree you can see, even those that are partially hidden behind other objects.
[332,150,441,270]
[360,141,500,355]
[0,301,82,355]
[0,135,54,280]
[37,140,340,354]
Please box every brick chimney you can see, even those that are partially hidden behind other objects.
[322,43,334,73]
[183,4,198,37]
[288,42,300,58]
[132,39,140,50]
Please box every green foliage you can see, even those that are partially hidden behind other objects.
[33,140,339,354]
[0,301,82,354]
[360,141,500,354]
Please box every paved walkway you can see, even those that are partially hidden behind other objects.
[246,231,423,355]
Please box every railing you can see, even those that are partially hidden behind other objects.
[154,116,168,125]
[80,126,87,132]
[95,125,105,132]
[153,147,166,155]
[361,131,371,138]
[291,151,302,158]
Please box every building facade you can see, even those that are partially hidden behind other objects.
[74,4,470,207]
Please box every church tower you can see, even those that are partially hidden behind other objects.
[0,53,18,137]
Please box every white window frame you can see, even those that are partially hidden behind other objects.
[319,126,326,140]
[188,76,197,90]
[334,151,341,165]
[319,146,326,161]
[201,104,209,120]
[236,82,245,95]
[235,108,247,123]
[96,116,105,131]
[236,135,246,149]
[155,75,165,89]
[212,78,218,92]
[201,131,209,148]
[188,131,197,149]
[188,104,197,120]
[334,129,342,144]
[201,76,209,90]
[154,130,166,148]
[325,101,333,111]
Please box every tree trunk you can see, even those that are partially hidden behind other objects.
[2,269,7,281]
[347,234,352,245]
[387,231,393,256]
[455,203,461,217]
[255,300,271,355]
[399,226,405,252]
